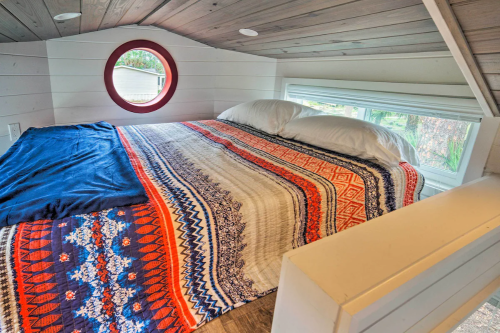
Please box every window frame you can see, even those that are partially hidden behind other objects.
[281,78,499,190]
[361,108,481,188]
[104,40,178,114]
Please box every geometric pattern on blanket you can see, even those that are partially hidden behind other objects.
[0,120,424,332]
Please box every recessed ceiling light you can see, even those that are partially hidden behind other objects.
[53,13,81,21]
[239,29,258,37]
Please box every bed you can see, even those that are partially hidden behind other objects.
[0,119,423,332]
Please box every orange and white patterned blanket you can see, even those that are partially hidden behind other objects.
[0,120,423,332]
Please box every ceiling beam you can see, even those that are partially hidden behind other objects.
[423,0,500,117]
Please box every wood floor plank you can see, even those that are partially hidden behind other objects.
[197,318,229,333]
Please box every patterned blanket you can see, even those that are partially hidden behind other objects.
[0,120,424,333]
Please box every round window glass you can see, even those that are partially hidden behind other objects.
[104,40,178,114]
[113,50,166,104]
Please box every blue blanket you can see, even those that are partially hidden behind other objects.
[0,122,148,227]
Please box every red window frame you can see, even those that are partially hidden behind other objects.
[104,40,178,114]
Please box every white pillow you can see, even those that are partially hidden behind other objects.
[280,115,420,167]
[217,99,323,135]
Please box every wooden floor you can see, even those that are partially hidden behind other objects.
[197,292,277,333]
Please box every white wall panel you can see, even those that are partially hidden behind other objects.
[0,76,52,96]
[0,109,55,137]
[215,76,277,91]
[215,89,275,102]
[0,136,12,154]
[48,59,219,76]
[0,93,54,117]
[51,89,214,109]
[215,61,277,77]
[0,54,50,75]
[103,113,214,127]
[275,52,467,86]
[46,26,220,125]
[214,101,241,116]
[213,49,278,117]
[46,27,278,124]
[55,101,214,124]
[0,41,54,155]
[486,129,500,174]
[0,41,47,57]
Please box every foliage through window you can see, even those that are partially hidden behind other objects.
[290,98,359,118]
[113,49,166,104]
[291,98,473,174]
[367,110,471,173]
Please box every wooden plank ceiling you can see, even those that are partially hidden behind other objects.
[0,0,448,59]
[448,0,500,111]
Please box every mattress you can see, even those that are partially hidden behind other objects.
[0,120,424,332]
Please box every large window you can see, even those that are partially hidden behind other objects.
[367,110,472,174]
[289,93,481,190]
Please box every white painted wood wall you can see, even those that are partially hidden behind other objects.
[0,41,54,154]
[0,25,277,154]
[274,51,469,98]
[45,25,278,126]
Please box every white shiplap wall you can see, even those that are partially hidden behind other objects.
[46,25,277,125]
[214,49,277,117]
[0,41,54,153]
[274,52,468,96]
[47,26,215,126]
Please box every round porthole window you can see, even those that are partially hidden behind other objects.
[104,40,178,113]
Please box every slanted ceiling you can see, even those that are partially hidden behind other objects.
[450,0,500,110]
[0,0,448,59]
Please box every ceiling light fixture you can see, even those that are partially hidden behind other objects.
[53,13,82,21]
[239,29,258,37]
